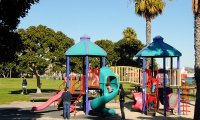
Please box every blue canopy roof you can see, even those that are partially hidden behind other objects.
[65,35,107,57]
[135,36,182,57]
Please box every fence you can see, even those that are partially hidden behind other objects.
[111,66,182,87]
[110,66,142,85]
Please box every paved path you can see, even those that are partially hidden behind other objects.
[0,101,195,120]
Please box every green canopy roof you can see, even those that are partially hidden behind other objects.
[135,36,182,57]
[65,35,107,56]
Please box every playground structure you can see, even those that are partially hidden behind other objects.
[32,35,120,117]
[134,36,182,117]
[31,35,192,118]
[111,36,191,117]
[111,66,181,113]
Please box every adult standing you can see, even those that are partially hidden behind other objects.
[119,84,125,120]
[61,87,72,119]
[21,76,27,94]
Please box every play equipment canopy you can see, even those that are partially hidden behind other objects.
[135,36,182,57]
[65,35,107,57]
[134,35,182,117]
[64,35,107,116]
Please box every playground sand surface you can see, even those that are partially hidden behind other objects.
[0,101,194,120]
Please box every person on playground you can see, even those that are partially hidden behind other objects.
[119,84,125,120]
[21,76,27,94]
[106,84,114,93]
[61,87,72,119]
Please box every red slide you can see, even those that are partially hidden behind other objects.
[32,89,75,111]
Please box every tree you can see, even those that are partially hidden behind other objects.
[0,62,16,78]
[0,0,39,62]
[123,27,137,40]
[95,40,118,66]
[114,39,144,66]
[192,0,200,119]
[0,30,22,62]
[133,0,165,68]
[18,25,74,93]
[114,27,144,66]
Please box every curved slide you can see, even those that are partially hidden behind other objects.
[32,89,75,112]
[90,67,120,116]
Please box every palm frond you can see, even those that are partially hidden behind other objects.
[193,0,199,13]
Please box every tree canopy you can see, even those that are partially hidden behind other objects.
[133,0,165,68]
[114,27,144,66]
[134,0,165,20]
[95,40,118,66]
[0,0,39,30]
[18,25,74,93]
[0,0,39,62]
[123,27,137,40]
[114,39,144,66]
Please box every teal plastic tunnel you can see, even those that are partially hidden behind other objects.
[90,67,120,116]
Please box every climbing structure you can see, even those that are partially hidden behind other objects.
[180,80,190,115]
[134,36,182,117]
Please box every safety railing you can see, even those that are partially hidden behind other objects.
[111,66,142,85]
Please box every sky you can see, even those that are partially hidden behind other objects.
[18,0,194,68]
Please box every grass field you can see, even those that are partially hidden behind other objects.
[0,78,63,104]
[0,78,195,105]
[0,78,134,104]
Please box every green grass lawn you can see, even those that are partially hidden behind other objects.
[1,78,194,105]
[0,78,63,104]
[0,78,134,104]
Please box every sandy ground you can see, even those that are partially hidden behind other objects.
[0,101,195,120]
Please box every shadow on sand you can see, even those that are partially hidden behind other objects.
[125,101,193,120]
[137,116,193,120]
[0,107,43,120]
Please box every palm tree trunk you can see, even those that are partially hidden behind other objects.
[146,18,151,44]
[194,7,200,120]
[146,18,151,68]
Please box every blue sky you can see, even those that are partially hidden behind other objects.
[18,0,194,68]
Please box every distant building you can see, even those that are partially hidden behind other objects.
[181,67,194,78]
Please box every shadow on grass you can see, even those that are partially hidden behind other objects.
[9,89,57,94]
[9,89,57,102]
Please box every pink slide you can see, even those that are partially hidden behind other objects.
[32,89,75,112]
[132,92,143,111]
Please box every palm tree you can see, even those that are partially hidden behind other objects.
[192,0,200,119]
[123,27,137,40]
[133,0,165,68]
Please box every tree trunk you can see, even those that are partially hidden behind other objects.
[31,64,42,93]
[10,68,12,78]
[146,18,151,69]
[36,74,42,93]
[2,73,5,78]
[194,7,200,120]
